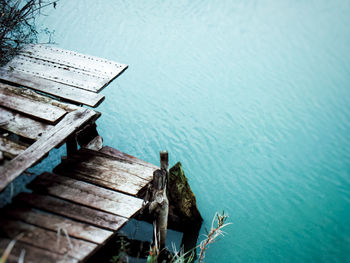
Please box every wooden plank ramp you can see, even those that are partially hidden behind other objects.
[0,146,157,262]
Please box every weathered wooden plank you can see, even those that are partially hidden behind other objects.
[0,106,53,140]
[28,173,144,218]
[0,218,97,261]
[0,83,67,123]
[55,157,149,195]
[54,154,149,195]
[1,84,79,112]
[0,238,77,263]
[0,108,99,192]
[2,205,113,244]
[99,146,159,170]
[0,68,105,107]
[5,55,109,92]
[70,150,156,181]
[14,193,127,231]
[21,44,128,79]
[0,137,28,159]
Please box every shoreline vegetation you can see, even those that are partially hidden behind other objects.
[0,0,58,66]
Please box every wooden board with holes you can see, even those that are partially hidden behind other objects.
[5,55,107,92]
[1,44,128,93]
[0,68,105,107]
[21,44,128,79]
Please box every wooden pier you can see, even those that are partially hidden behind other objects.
[0,45,160,262]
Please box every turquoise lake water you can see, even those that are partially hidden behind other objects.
[35,1,350,262]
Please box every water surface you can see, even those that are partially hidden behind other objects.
[37,1,350,262]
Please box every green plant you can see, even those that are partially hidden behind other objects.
[110,236,129,263]
[169,244,194,263]
[0,0,58,66]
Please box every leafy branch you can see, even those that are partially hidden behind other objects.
[0,0,58,66]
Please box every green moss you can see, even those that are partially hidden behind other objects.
[168,162,202,223]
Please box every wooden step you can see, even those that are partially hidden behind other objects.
[0,106,53,140]
[0,83,67,123]
[54,153,152,195]
[0,218,97,261]
[99,146,159,170]
[0,238,77,263]
[14,193,127,231]
[2,204,113,244]
[28,173,144,218]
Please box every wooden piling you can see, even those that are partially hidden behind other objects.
[160,151,169,170]
[149,151,169,253]
[66,133,77,157]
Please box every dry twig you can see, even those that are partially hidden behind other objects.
[198,211,231,262]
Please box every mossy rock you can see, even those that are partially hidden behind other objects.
[167,162,202,224]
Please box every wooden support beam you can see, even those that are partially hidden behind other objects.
[66,134,77,157]
[76,123,99,146]
[0,108,99,192]
[149,151,169,256]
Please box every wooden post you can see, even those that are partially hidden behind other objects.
[76,123,99,146]
[66,134,77,157]
[149,151,169,254]
[160,151,168,170]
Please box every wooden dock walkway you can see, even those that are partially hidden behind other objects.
[1,147,157,262]
[0,45,159,262]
